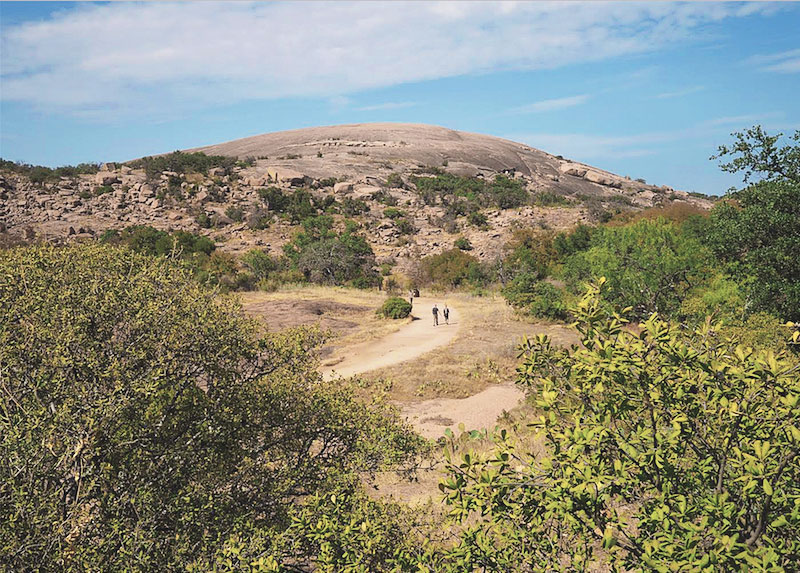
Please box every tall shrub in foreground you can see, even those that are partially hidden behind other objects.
[437,279,800,571]
[0,244,422,571]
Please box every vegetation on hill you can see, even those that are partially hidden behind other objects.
[0,158,100,183]
[283,216,381,288]
[410,172,530,217]
[127,151,237,181]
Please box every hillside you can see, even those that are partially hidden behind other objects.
[0,123,710,268]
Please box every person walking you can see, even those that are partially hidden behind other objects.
[432,304,439,326]
[443,305,450,325]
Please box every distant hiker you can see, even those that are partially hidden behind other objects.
[443,305,450,325]
[432,304,439,326]
[413,288,420,298]
[409,290,414,305]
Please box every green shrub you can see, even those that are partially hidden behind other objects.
[283,217,380,287]
[532,190,573,207]
[224,205,244,222]
[377,297,413,319]
[340,197,369,216]
[385,173,404,188]
[246,207,270,230]
[420,248,487,288]
[240,249,280,280]
[467,211,488,228]
[562,218,712,320]
[371,189,398,206]
[395,218,416,235]
[0,159,100,182]
[438,280,800,570]
[488,174,528,209]
[195,211,212,229]
[383,207,405,220]
[503,276,568,320]
[127,151,235,181]
[454,236,472,251]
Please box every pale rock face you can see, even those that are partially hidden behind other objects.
[559,163,588,178]
[95,172,120,186]
[333,182,354,193]
[584,170,623,189]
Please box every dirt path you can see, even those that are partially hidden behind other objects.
[401,383,525,440]
[321,297,459,380]
[321,296,530,439]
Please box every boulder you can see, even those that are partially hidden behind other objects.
[353,185,381,199]
[558,163,587,178]
[95,172,120,186]
[584,170,622,188]
[333,182,354,193]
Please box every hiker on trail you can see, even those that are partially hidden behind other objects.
[443,305,450,325]
[409,290,414,305]
[432,304,439,326]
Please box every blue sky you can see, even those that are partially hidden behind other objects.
[1,2,798,195]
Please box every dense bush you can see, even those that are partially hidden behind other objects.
[339,196,369,216]
[502,274,568,320]
[562,218,712,319]
[383,207,405,220]
[419,248,487,288]
[224,205,244,222]
[706,179,800,321]
[0,244,423,571]
[100,225,215,257]
[410,172,528,211]
[438,281,800,570]
[283,216,380,287]
[240,248,281,280]
[499,227,557,284]
[395,218,416,235]
[377,297,413,319]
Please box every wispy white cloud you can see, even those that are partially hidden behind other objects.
[655,85,706,99]
[701,113,782,127]
[510,112,785,160]
[745,48,800,73]
[0,2,783,119]
[356,101,418,112]
[509,94,589,114]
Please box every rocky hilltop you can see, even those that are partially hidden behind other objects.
[0,123,709,267]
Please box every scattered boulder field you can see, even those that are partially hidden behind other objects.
[0,123,710,269]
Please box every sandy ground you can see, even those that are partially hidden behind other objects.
[401,384,524,440]
[319,296,529,439]
[321,297,459,380]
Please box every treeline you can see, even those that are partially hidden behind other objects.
[0,158,101,183]
[127,151,238,181]
[99,216,380,292]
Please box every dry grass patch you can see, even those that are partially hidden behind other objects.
[238,285,409,355]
